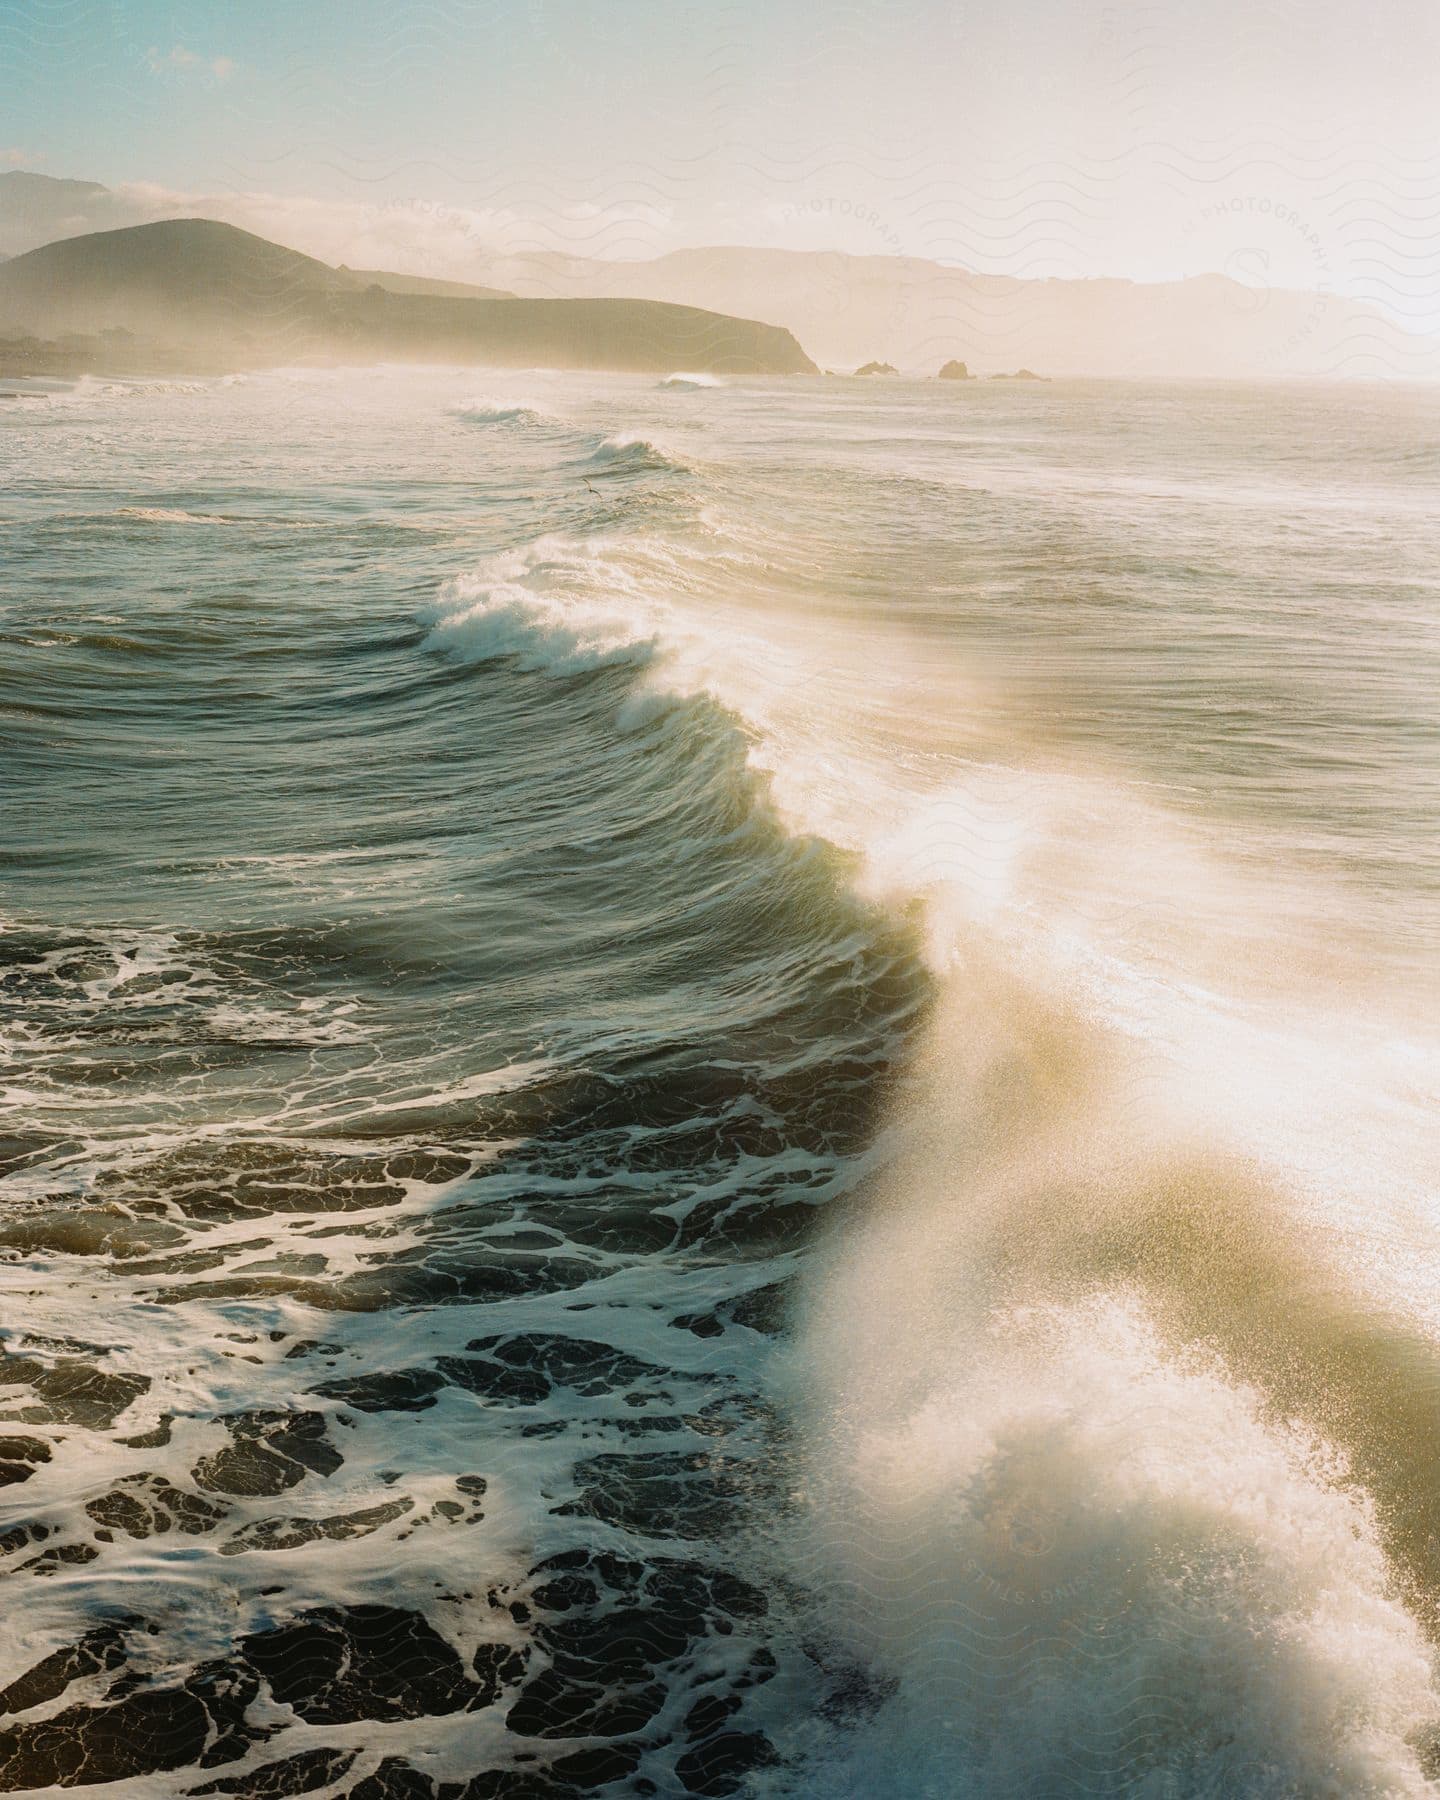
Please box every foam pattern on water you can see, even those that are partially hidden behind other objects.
[4,366,1440,1797]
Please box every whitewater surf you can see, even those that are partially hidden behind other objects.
[3,365,1439,1797]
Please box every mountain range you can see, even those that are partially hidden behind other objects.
[0,214,815,376]
[470,245,1440,380]
[2,170,1437,379]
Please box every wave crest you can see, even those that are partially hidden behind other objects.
[796,1293,1440,1796]
[587,432,693,476]
[421,540,660,676]
[447,397,564,429]
[114,506,235,525]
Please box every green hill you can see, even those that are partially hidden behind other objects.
[342,266,516,301]
[0,218,816,375]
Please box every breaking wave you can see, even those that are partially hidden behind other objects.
[586,431,695,475]
[446,396,566,429]
[5,365,1440,1798]
[417,494,1440,1792]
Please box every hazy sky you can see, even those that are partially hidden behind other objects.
[7,0,1440,327]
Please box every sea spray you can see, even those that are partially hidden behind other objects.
[6,364,1440,1796]
[781,959,1440,1793]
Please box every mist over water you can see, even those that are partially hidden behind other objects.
[3,366,1440,1796]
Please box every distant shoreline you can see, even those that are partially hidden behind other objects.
[0,338,234,380]
[1,343,1424,389]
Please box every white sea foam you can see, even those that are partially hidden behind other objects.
[11,367,1440,1793]
[421,533,802,712]
[422,541,661,675]
[446,397,564,428]
[586,431,694,474]
[417,488,1440,1790]
[111,505,331,532]
[115,505,236,525]
[785,1291,1440,1796]
[772,765,1440,1790]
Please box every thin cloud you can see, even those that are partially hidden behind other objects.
[145,45,237,83]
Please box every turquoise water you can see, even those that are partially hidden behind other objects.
[3,367,1440,1796]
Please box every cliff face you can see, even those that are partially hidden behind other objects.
[0,220,817,376]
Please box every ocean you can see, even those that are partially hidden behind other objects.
[3,366,1440,1797]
